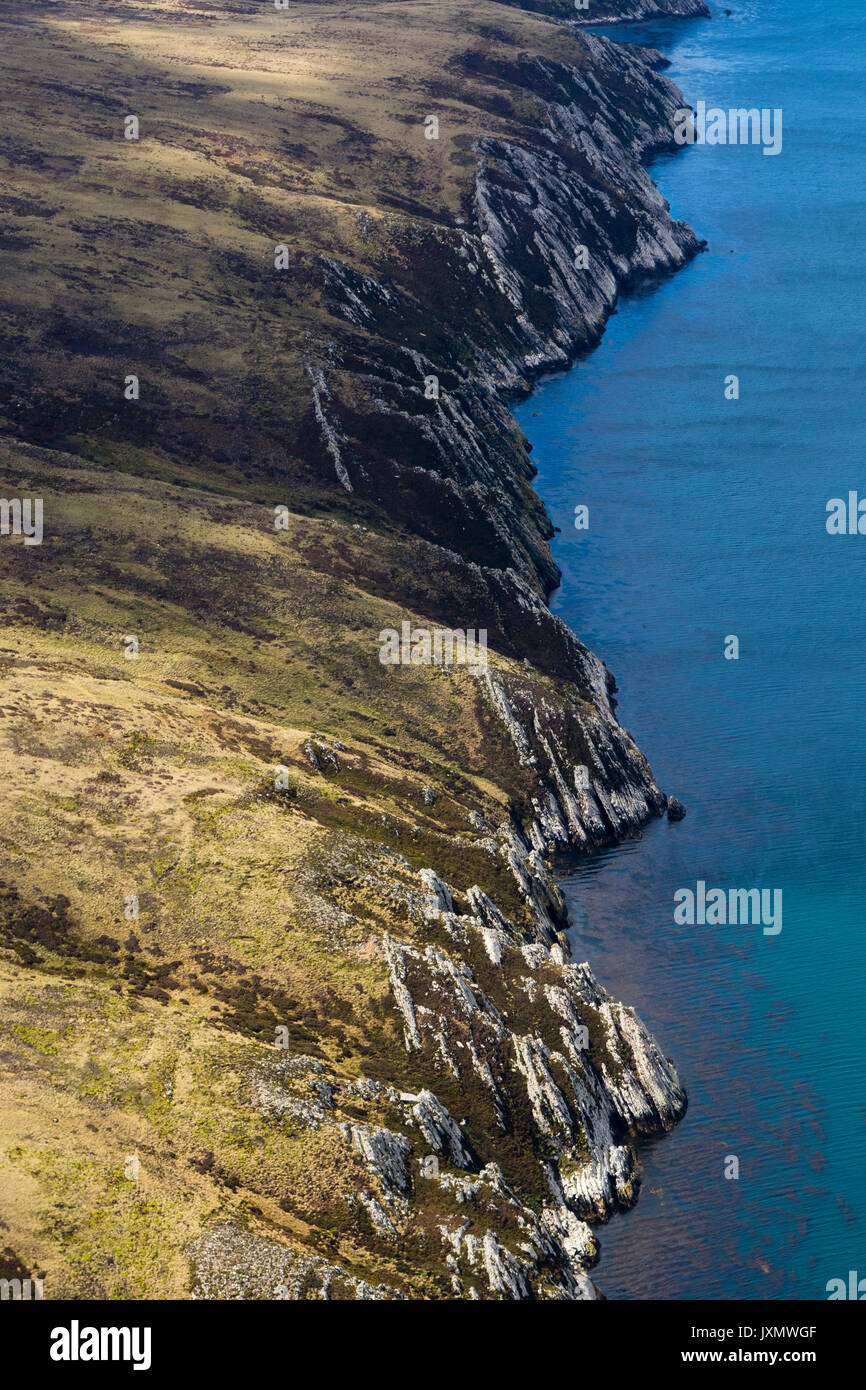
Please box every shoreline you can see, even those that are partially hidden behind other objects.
[458,3,713,1290]
[0,0,708,1300]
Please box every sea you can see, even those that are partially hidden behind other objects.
[513,0,866,1299]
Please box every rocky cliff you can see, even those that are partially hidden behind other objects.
[0,0,701,1299]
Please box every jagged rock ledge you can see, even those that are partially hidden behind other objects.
[190,843,686,1300]
[303,8,706,854]
[0,0,704,1304]
[276,1,703,1297]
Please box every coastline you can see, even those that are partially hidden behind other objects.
[511,0,866,1302]
[0,0,706,1299]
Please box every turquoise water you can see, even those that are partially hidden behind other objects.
[514,1,866,1299]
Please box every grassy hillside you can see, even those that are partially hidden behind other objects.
[0,0,691,1299]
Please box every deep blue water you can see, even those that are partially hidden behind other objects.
[514,0,866,1299]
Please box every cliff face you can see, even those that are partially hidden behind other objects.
[579,0,709,18]
[306,22,700,855]
[312,30,700,600]
[0,0,698,1299]
[493,0,709,22]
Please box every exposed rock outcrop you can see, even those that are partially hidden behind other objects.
[302,16,695,872]
[0,0,699,1303]
[309,27,701,623]
[357,856,686,1291]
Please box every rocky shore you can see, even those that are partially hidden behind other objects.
[273,1,701,1294]
[0,0,703,1299]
